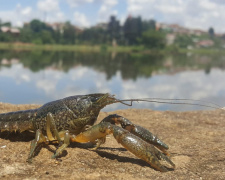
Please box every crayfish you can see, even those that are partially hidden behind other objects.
[0,93,180,171]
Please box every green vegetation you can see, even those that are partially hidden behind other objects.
[174,34,193,48]
[1,42,225,55]
[0,43,101,52]
[0,16,224,53]
[140,30,166,49]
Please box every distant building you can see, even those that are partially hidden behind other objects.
[157,23,207,36]
[47,22,65,33]
[10,28,20,34]
[196,40,214,47]
[0,26,20,36]
[166,33,176,45]
[0,26,11,33]
[192,29,206,36]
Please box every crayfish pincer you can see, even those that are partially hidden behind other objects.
[0,93,175,172]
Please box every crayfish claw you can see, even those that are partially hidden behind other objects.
[101,114,170,152]
[112,125,175,172]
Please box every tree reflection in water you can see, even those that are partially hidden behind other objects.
[0,50,225,111]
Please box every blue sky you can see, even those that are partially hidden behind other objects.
[0,0,225,33]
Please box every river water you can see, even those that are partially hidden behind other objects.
[0,50,225,111]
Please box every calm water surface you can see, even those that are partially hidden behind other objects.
[0,50,225,111]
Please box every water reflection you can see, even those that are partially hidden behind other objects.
[0,50,225,111]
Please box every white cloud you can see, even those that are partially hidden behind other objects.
[1,0,225,33]
[0,1,65,26]
[74,12,90,27]
[21,7,32,15]
[125,0,225,32]
[44,11,65,23]
[113,69,225,111]
[36,0,65,23]
[98,0,118,22]
[66,0,94,7]
[0,5,34,27]
[36,78,58,95]
[104,0,118,6]
[37,0,59,12]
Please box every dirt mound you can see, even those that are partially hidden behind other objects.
[0,103,225,179]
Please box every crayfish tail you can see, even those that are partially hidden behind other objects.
[0,109,36,132]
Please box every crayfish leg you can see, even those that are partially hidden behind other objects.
[46,113,72,159]
[46,112,63,143]
[27,129,48,163]
[70,122,112,144]
[51,130,70,159]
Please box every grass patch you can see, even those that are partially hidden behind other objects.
[0,42,224,54]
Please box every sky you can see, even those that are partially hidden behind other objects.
[0,0,225,33]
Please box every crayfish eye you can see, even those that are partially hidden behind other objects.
[89,94,105,103]
[91,97,99,102]
[89,93,112,105]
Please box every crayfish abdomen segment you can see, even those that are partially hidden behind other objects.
[0,109,36,132]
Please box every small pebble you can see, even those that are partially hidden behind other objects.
[1,145,6,148]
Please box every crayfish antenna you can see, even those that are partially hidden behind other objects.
[115,97,223,110]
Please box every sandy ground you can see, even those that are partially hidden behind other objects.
[0,102,225,180]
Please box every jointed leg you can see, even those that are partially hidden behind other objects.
[52,130,70,158]
[46,113,71,158]
[28,113,72,162]
[27,129,48,163]
[46,112,63,143]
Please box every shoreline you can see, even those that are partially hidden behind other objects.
[0,42,224,54]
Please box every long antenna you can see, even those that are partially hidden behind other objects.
[115,97,223,110]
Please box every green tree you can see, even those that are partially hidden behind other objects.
[78,27,107,45]
[140,30,166,49]
[1,22,11,27]
[26,19,54,44]
[19,27,33,42]
[174,35,193,48]
[108,16,121,44]
[208,27,214,38]
[52,29,62,44]
[123,16,142,45]
[40,30,54,44]
[0,32,12,42]
[29,19,54,33]
[30,19,46,33]
[62,22,76,44]
[142,19,156,31]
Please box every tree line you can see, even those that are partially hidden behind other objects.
[0,16,166,49]
[0,16,222,49]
